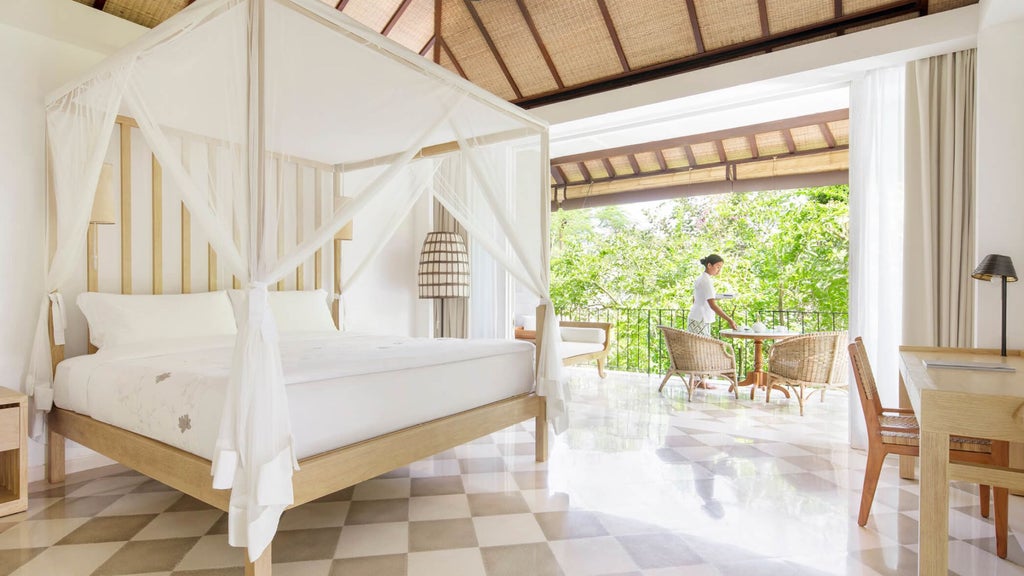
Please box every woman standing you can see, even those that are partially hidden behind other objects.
[687,254,737,336]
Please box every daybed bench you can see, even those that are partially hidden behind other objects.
[517,320,612,378]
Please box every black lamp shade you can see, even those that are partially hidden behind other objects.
[972,254,1018,282]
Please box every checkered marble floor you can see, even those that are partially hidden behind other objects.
[7,368,1024,575]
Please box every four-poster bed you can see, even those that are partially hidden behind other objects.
[29,0,562,573]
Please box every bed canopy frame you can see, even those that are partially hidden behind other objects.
[29,0,562,569]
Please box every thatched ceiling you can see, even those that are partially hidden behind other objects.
[75,0,976,108]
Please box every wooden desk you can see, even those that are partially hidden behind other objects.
[899,348,1024,575]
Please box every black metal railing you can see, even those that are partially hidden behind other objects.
[557,306,848,376]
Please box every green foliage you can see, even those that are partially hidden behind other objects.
[550,185,850,318]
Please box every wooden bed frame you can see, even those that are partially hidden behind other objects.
[46,303,547,575]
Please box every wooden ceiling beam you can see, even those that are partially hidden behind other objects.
[820,123,837,148]
[433,0,441,64]
[552,145,848,188]
[335,0,350,10]
[684,0,705,54]
[440,40,468,79]
[602,158,616,177]
[748,135,759,159]
[835,0,845,35]
[628,154,641,175]
[596,0,631,72]
[714,140,727,163]
[551,165,567,186]
[578,161,593,182]
[554,170,849,211]
[463,0,523,99]
[517,1,919,108]
[515,0,564,89]
[917,0,930,15]
[757,0,770,37]
[95,0,108,9]
[782,129,796,154]
[382,0,415,36]
[420,36,436,58]
[683,144,697,167]
[551,109,848,165]
[655,150,668,171]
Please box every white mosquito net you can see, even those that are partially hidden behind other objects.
[29,0,563,561]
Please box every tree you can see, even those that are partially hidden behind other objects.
[550,186,849,371]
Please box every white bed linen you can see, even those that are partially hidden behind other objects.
[54,332,535,460]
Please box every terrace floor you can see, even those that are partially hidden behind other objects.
[8,368,1024,575]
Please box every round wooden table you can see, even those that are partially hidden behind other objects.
[719,329,799,400]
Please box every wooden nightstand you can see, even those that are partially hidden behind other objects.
[0,388,27,516]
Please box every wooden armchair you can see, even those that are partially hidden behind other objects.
[657,326,738,401]
[848,337,1009,557]
[764,331,847,415]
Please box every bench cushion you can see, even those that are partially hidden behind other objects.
[560,327,605,344]
[561,341,605,358]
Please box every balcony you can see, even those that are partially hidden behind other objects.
[557,307,848,377]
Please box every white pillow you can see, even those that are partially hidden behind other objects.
[228,289,337,333]
[77,291,237,349]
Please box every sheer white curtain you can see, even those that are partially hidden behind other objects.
[849,66,905,448]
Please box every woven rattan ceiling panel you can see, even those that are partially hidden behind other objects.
[765,0,833,34]
[609,156,635,176]
[383,0,433,52]
[662,148,688,169]
[343,0,404,34]
[516,0,624,87]
[442,0,517,100]
[583,159,609,180]
[471,0,560,96]
[694,0,762,51]
[828,120,850,146]
[691,142,721,165]
[103,0,190,28]
[603,0,698,69]
[722,137,752,160]
[842,0,896,13]
[76,0,977,107]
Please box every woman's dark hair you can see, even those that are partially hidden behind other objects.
[700,254,724,268]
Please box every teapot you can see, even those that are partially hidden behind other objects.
[752,322,767,333]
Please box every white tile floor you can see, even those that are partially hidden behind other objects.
[9,366,1024,575]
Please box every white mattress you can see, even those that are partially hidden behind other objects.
[54,332,535,460]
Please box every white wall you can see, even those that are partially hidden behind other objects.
[0,0,145,480]
[973,1,1024,350]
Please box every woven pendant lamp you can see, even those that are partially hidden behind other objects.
[418,232,469,336]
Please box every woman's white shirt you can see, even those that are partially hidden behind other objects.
[688,272,716,324]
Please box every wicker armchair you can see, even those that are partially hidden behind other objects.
[764,331,847,415]
[657,326,738,401]
[848,337,1009,557]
